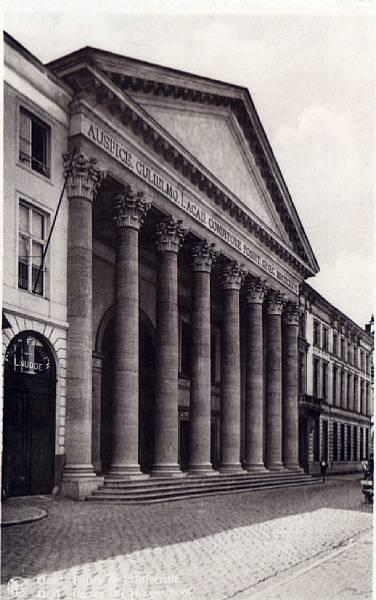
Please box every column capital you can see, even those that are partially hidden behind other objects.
[191,241,219,273]
[266,290,286,315]
[221,261,247,291]
[113,186,151,230]
[246,277,268,304]
[63,152,106,202]
[284,302,300,326]
[155,217,187,254]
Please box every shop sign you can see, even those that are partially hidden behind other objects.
[5,336,50,375]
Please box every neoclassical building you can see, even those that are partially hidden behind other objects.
[298,284,373,475]
[3,33,372,501]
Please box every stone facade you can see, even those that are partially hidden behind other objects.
[299,283,373,475]
[2,32,373,499]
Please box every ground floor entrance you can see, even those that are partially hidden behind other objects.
[2,332,56,497]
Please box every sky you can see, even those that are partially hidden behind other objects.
[2,0,375,328]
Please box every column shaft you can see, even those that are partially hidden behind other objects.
[62,152,104,499]
[108,189,151,478]
[189,242,218,475]
[220,262,246,473]
[110,227,141,476]
[265,292,285,470]
[283,304,301,470]
[244,279,267,471]
[152,218,186,476]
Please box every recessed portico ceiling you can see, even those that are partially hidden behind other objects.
[47,47,320,278]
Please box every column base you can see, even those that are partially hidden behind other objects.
[243,463,269,473]
[219,463,245,474]
[62,465,103,500]
[265,462,286,471]
[284,462,304,472]
[150,464,186,477]
[106,464,148,480]
[188,464,219,477]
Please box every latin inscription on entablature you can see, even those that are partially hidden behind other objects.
[83,119,299,294]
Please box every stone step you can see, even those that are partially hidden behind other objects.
[101,471,308,489]
[99,474,313,493]
[87,479,319,504]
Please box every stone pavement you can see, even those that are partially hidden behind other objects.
[242,529,373,600]
[1,476,373,600]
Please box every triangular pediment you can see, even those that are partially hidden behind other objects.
[135,99,286,239]
[47,46,320,276]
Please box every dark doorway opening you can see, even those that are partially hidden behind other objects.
[3,332,56,497]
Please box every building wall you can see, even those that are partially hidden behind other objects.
[3,38,72,476]
[300,284,373,475]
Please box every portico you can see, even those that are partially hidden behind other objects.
[49,45,318,498]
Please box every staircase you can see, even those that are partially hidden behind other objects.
[87,470,318,504]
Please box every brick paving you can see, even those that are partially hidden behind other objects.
[1,476,373,600]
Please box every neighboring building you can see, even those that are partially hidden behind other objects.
[3,34,72,495]
[2,33,372,501]
[299,283,374,475]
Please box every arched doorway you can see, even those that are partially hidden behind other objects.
[100,313,156,474]
[3,332,56,496]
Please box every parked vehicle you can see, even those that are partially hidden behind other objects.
[361,458,374,504]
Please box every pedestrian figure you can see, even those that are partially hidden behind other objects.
[320,457,327,483]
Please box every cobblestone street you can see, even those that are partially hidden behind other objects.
[2,476,373,600]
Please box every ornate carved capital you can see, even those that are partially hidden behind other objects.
[63,152,105,202]
[221,261,247,291]
[284,302,300,326]
[246,277,268,304]
[266,290,286,315]
[113,186,151,230]
[191,241,218,273]
[155,217,187,254]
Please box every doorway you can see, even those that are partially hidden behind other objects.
[3,332,56,496]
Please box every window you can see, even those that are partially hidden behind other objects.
[360,350,365,372]
[360,428,364,461]
[353,345,358,368]
[353,426,358,462]
[366,383,370,416]
[347,425,352,461]
[366,353,370,375]
[313,320,321,347]
[333,422,338,461]
[322,327,329,351]
[340,370,344,406]
[341,338,345,360]
[299,352,306,394]
[347,373,351,410]
[332,366,337,405]
[323,420,328,461]
[366,429,369,460]
[347,341,352,365]
[340,424,345,461]
[18,201,46,295]
[333,332,338,356]
[314,419,320,461]
[299,312,306,339]
[322,363,328,400]
[19,108,50,177]
[353,376,358,411]
[313,358,320,397]
[360,380,365,414]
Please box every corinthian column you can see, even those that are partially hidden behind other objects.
[62,152,105,499]
[265,290,285,471]
[108,187,151,478]
[189,241,219,476]
[244,277,268,471]
[283,302,302,470]
[151,217,187,476]
[219,261,247,473]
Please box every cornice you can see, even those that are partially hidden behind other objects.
[62,64,316,278]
